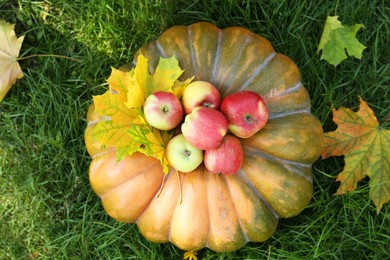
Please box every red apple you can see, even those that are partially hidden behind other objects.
[181,107,228,150]
[182,81,221,114]
[166,134,204,173]
[204,135,243,175]
[220,90,268,138]
[144,91,183,131]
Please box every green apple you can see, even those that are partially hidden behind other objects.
[166,134,204,173]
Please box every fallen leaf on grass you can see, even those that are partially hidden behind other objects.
[317,16,366,66]
[322,97,390,213]
[0,20,24,102]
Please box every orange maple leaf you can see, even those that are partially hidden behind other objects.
[322,97,390,213]
[0,20,24,102]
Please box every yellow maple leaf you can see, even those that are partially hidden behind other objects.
[128,110,171,173]
[144,55,186,97]
[106,67,135,103]
[322,97,390,213]
[0,20,24,102]
[93,54,192,172]
[92,91,139,159]
[125,54,148,109]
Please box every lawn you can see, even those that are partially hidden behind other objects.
[1,0,389,259]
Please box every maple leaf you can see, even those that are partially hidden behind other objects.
[0,20,24,102]
[92,54,192,173]
[107,67,135,103]
[92,91,140,160]
[144,54,186,97]
[317,16,367,66]
[322,97,390,213]
[125,54,148,109]
[127,109,172,173]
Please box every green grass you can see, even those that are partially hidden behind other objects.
[1,0,389,259]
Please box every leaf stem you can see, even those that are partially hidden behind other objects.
[17,54,80,62]
[156,173,167,198]
[176,169,183,205]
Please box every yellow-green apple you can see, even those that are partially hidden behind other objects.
[144,91,183,131]
[166,134,203,172]
[182,81,221,114]
[181,107,228,150]
[220,90,268,138]
[204,135,243,175]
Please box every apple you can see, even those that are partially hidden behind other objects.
[220,90,268,138]
[144,91,183,131]
[182,81,221,114]
[166,134,204,173]
[181,107,228,150]
[204,135,243,175]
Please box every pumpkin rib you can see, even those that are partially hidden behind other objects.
[268,109,311,120]
[241,54,301,98]
[240,154,313,218]
[223,174,278,242]
[243,144,313,183]
[188,22,220,82]
[213,30,254,92]
[187,25,199,80]
[90,147,116,160]
[263,80,302,101]
[100,161,165,222]
[168,168,210,251]
[242,113,323,164]
[236,169,280,220]
[210,29,222,83]
[99,157,162,200]
[136,170,180,243]
[155,38,167,58]
[221,174,254,243]
[204,171,248,252]
[237,51,277,92]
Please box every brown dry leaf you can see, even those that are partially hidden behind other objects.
[322,97,390,213]
[0,20,24,102]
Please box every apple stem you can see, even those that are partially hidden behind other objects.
[245,115,258,124]
[202,102,212,108]
[162,106,169,113]
[184,149,191,157]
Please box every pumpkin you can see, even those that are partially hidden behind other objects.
[85,22,323,252]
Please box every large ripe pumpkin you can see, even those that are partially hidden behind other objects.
[85,22,323,252]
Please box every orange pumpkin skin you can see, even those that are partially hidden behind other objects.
[85,22,323,252]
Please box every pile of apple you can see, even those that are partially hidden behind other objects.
[143,81,269,175]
